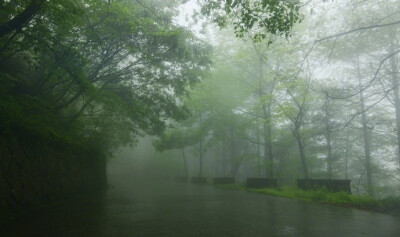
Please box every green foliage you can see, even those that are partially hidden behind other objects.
[201,0,303,41]
[153,128,198,151]
[308,187,329,201]
[377,197,400,214]
[0,0,211,159]
[219,184,400,215]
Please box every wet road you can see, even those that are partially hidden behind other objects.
[2,180,400,237]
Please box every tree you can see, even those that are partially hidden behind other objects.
[0,0,46,37]
[153,128,198,177]
[0,0,211,157]
[200,0,303,40]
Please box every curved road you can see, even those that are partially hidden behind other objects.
[2,180,400,236]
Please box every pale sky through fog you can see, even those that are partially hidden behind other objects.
[173,0,216,43]
[174,0,197,28]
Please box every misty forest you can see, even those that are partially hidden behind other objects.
[1,0,400,236]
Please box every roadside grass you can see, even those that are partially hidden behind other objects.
[216,184,400,215]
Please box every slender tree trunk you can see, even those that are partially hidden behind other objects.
[198,139,203,177]
[262,105,271,178]
[344,126,349,180]
[356,57,373,195]
[230,126,236,177]
[255,123,263,177]
[222,141,227,176]
[295,130,309,180]
[259,60,274,178]
[198,115,203,177]
[325,124,333,179]
[232,142,249,178]
[219,142,223,176]
[389,43,400,170]
[267,103,274,178]
[324,93,333,179]
[181,148,188,177]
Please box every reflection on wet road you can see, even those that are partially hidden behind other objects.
[2,180,400,236]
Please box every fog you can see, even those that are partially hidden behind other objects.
[2,0,400,236]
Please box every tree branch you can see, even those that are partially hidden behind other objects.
[0,0,46,38]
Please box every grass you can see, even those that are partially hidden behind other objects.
[216,184,400,216]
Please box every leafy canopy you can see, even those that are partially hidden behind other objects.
[201,0,303,41]
[0,0,211,154]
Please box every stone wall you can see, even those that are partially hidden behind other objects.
[0,135,107,215]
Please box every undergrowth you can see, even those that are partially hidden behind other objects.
[217,184,400,216]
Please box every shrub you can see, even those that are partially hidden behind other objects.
[378,197,400,214]
[218,185,400,216]
[327,191,351,204]
[309,187,328,201]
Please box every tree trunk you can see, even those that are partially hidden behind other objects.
[259,60,274,178]
[357,57,373,195]
[324,93,333,179]
[181,148,188,177]
[218,142,223,176]
[295,130,309,180]
[267,103,274,178]
[0,0,46,38]
[325,123,333,179]
[262,105,271,178]
[198,115,203,177]
[344,126,349,180]
[230,126,236,177]
[390,43,400,171]
[198,139,203,177]
[222,141,227,176]
[255,123,263,177]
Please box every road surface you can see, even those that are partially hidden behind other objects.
[2,179,400,236]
